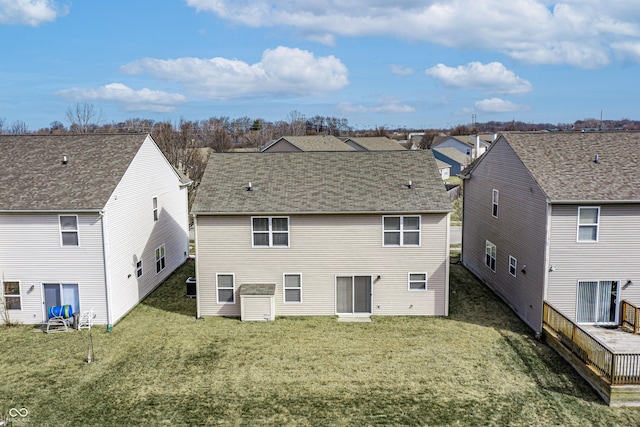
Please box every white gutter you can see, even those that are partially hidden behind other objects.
[100,210,114,330]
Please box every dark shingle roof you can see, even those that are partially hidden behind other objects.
[193,151,452,214]
[503,132,640,202]
[0,134,147,211]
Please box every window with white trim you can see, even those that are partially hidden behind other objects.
[577,207,599,242]
[485,240,496,272]
[153,197,159,222]
[136,260,143,278]
[509,256,517,277]
[492,189,499,218]
[217,274,235,304]
[155,245,166,273]
[284,274,302,303]
[3,281,21,310]
[408,273,427,291]
[252,217,289,247]
[383,216,420,246]
[59,215,79,246]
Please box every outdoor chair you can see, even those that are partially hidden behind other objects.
[77,308,95,330]
[46,304,73,333]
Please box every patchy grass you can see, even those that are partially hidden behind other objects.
[2,259,640,425]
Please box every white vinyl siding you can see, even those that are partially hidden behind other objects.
[196,213,449,318]
[59,215,79,246]
[383,216,420,246]
[577,207,599,242]
[509,256,517,277]
[492,189,499,218]
[408,273,427,291]
[3,281,21,310]
[252,217,290,247]
[485,240,496,272]
[284,274,302,303]
[217,274,235,304]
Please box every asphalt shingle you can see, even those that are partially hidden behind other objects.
[193,150,452,214]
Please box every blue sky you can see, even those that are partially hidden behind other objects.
[2,0,640,131]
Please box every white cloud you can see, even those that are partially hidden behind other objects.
[338,98,415,114]
[121,46,348,99]
[611,41,640,62]
[56,83,187,113]
[426,62,532,95]
[473,98,530,114]
[0,0,68,26]
[185,0,640,68]
[390,64,414,76]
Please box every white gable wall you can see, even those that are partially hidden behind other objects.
[103,136,190,324]
[0,212,108,324]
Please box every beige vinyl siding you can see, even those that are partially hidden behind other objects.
[104,136,190,324]
[0,213,107,325]
[547,204,640,321]
[462,136,548,331]
[196,213,449,318]
[240,295,275,321]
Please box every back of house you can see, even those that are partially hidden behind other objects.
[192,150,452,320]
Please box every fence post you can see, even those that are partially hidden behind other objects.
[635,307,640,334]
[610,354,617,385]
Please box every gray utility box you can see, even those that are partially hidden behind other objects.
[186,277,196,298]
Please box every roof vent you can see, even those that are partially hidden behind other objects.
[62,155,68,165]
[406,180,414,189]
[246,182,253,191]
[594,154,599,164]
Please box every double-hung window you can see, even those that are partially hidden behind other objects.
[383,216,420,246]
[252,217,289,247]
[577,207,599,242]
[492,189,499,218]
[153,197,159,222]
[408,273,427,291]
[509,256,517,277]
[3,281,21,310]
[155,245,166,273]
[485,240,497,272]
[217,274,235,304]
[136,260,143,278]
[59,215,79,246]
[284,274,302,303]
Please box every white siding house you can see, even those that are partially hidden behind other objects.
[193,151,452,319]
[0,134,190,327]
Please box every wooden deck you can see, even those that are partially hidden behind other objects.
[543,302,640,406]
[582,325,640,353]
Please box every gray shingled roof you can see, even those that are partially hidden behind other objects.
[344,137,406,151]
[503,132,640,202]
[192,151,452,214]
[432,147,471,165]
[0,134,147,211]
[263,135,354,151]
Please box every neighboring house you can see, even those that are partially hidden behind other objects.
[460,132,640,333]
[432,147,471,176]
[261,135,354,152]
[192,151,452,320]
[436,159,451,180]
[342,137,406,151]
[432,135,493,159]
[0,134,190,327]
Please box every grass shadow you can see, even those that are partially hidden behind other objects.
[139,258,197,318]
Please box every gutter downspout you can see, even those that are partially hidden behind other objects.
[194,214,201,319]
[100,210,114,330]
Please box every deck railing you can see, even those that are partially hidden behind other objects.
[621,300,640,334]
[543,302,640,385]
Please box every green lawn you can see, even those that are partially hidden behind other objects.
[2,259,640,426]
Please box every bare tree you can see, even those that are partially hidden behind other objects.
[9,120,28,134]
[0,117,5,134]
[287,110,306,136]
[65,102,104,134]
